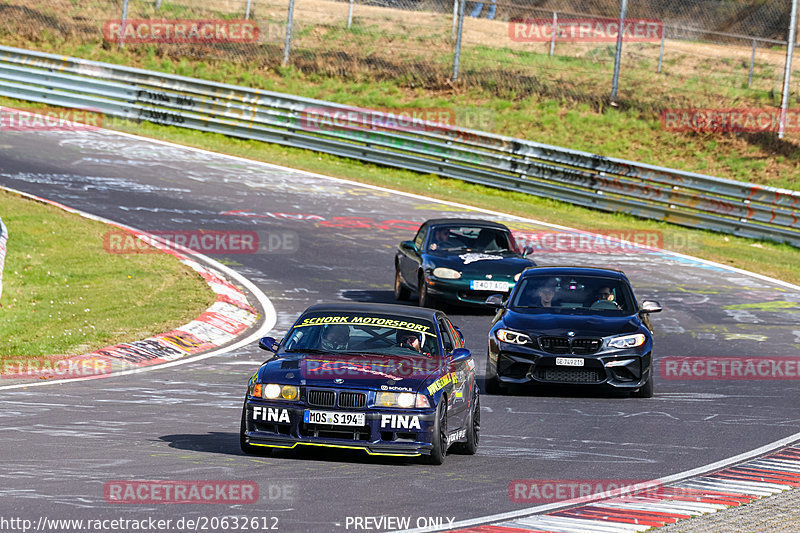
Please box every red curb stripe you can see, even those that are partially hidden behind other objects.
[553,508,669,527]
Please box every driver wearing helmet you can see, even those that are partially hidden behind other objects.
[396,330,423,353]
[320,324,350,351]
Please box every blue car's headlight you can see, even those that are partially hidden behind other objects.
[607,334,646,349]
[496,329,532,345]
[432,267,461,279]
[376,392,430,408]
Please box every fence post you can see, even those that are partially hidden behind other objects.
[610,0,627,102]
[283,0,295,67]
[245,0,252,20]
[452,0,466,82]
[657,26,665,73]
[155,0,163,10]
[451,0,458,41]
[119,0,130,49]
[748,39,756,88]
[549,12,557,57]
[779,0,798,139]
[348,0,354,29]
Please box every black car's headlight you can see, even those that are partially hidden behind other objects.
[607,333,646,349]
[496,329,532,345]
[432,267,461,279]
[250,383,299,400]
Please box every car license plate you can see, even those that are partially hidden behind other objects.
[304,410,365,426]
[555,357,585,367]
[471,280,510,292]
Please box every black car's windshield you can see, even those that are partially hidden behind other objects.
[427,225,515,254]
[511,275,635,314]
[282,313,440,357]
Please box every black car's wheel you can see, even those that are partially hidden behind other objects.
[418,274,436,308]
[240,405,271,456]
[394,268,411,300]
[452,394,479,455]
[631,373,654,398]
[422,397,447,465]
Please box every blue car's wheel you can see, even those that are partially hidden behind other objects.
[453,394,479,455]
[422,398,447,465]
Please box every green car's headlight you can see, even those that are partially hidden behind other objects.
[432,267,461,279]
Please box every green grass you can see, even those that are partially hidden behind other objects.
[0,189,215,359]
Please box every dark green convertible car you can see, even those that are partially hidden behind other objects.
[394,219,536,307]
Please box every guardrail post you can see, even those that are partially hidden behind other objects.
[451,0,459,41]
[119,0,130,49]
[452,0,465,82]
[245,0,252,20]
[0,218,7,303]
[779,0,798,139]
[549,12,557,57]
[610,0,627,103]
[347,0,354,29]
[283,0,296,67]
[657,26,665,73]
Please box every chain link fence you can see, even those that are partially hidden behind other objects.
[0,0,798,124]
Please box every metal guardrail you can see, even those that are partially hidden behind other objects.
[1,44,798,247]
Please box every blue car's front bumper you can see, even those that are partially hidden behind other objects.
[243,399,437,457]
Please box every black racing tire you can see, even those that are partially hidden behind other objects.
[418,274,436,308]
[394,268,411,301]
[422,398,447,465]
[631,373,654,398]
[240,404,271,456]
[452,394,479,455]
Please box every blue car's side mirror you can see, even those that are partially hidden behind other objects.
[449,348,471,363]
[258,336,279,353]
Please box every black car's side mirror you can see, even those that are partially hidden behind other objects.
[522,245,534,257]
[485,294,506,308]
[400,240,417,253]
[258,336,280,352]
[640,300,662,313]
[449,348,471,363]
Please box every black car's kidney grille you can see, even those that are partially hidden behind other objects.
[571,338,602,355]
[535,368,604,383]
[539,336,602,355]
[306,389,335,407]
[338,391,366,408]
[538,336,571,354]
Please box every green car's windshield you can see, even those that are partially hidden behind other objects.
[428,225,516,254]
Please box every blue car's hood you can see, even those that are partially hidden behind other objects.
[427,251,535,277]
[257,352,443,394]
[501,309,642,337]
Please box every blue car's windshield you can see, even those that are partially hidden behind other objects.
[511,275,636,314]
[282,313,440,357]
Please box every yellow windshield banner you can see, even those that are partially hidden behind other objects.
[296,315,433,333]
